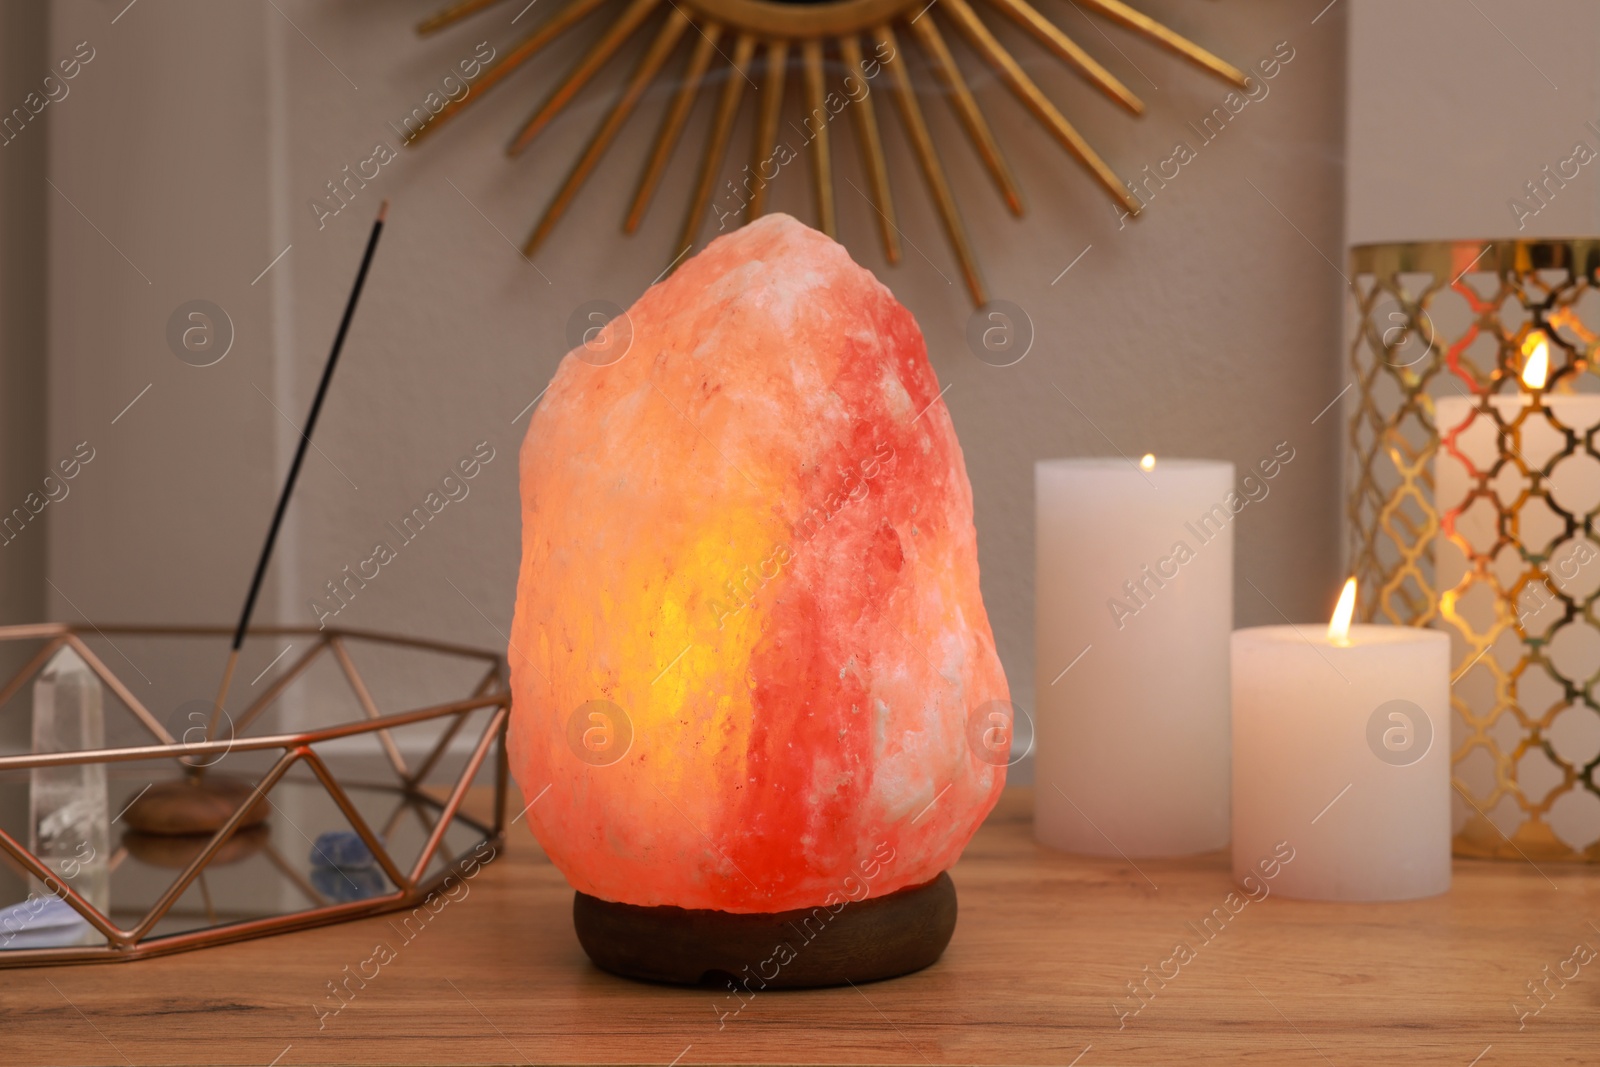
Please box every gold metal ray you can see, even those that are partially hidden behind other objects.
[939,0,1138,214]
[508,0,665,157]
[416,0,515,36]
[404,0,1245,305]
[873,23,985,304]
[626,22,723,234]
[800,39,837,239]
[676,33,758,257]
[747,39,790,221]
[524,8,692,255]
[1073,0,1249,87]
[983,0,1143,113]
[404,0,612,148]
[906,13,1023,215]
[839,34,899,264]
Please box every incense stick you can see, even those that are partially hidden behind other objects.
[204,201,390,746]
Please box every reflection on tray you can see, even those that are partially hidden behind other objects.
[0,773,478,949]
[122,822,271,869]
[309,830,389,903]
[0,895,95,949]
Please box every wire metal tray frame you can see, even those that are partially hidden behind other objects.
[0,623,510,967]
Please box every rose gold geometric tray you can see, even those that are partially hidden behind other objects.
[0,623,508,967]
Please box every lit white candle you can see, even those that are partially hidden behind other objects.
[1035,455,1234,857]
[1231,580,1451,901]
[1432,332,1600,824]
[1433,334,1600,537]
[1434,331,1600,622]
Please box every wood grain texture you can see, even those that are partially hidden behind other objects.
[2,788,1597,1065]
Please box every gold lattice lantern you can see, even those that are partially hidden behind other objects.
[1348,238,1600,862]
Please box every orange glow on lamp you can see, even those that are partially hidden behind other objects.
[507,216,1010,986]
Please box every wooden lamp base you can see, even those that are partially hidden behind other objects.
[572,872,956,989]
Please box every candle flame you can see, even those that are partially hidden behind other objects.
[1328,577,1357,645]
[1139,453,1156,472]
[1521,332,1549,390]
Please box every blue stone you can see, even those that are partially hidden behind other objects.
[311,864,388,903]
[310,830,376,870]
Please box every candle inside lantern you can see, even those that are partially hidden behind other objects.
[1231,580,1450,901]
[1435,331,1600,572]
[1432,330,1600,824]
[1035,456,1233,857]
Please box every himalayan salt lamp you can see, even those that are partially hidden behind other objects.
[509,213,1008,986]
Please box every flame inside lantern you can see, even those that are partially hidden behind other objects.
[1522,331,1550,390]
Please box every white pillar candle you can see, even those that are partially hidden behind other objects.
[1432,390,1600,662]
[1433,335,1600,555]
[1432,334,1600,829]
[1231,584,1451,901]
[1434,394,1600,551]
[1035,456,1234,857]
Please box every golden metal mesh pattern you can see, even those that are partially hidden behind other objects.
[1349,239,1600,862]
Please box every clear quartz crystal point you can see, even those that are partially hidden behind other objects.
[28,646,110,935]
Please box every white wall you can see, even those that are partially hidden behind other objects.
[1348,0,1600,243]
[40,0,1349,745]
[0,4,49,651]
[46,1,290,735]
[0,0,49,762]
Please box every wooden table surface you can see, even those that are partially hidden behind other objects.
[2,787,1597,1066]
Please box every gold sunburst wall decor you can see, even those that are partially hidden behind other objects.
[406,0,1245,303]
